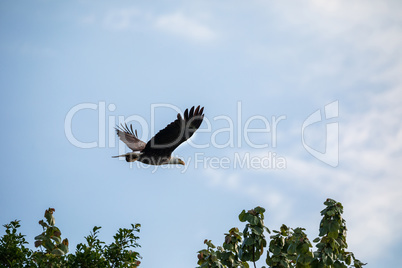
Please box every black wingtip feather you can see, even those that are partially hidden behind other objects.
[130,124,134,134]
[115,123,139,138]
[189,106,194,118]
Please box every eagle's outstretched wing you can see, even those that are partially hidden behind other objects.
[141,106,204,157]
[116,123,147,152]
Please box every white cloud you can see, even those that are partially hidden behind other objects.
[86,1,402,263]
[103,8,148,31]
[197,2,402,261]
[155,12,216,42]
[201,82,402,261]
[100,8,217,43]
[249,0,402,92]
[293,86,402,260]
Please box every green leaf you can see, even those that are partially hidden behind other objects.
[50,235,61,244]
[58,243,69,254]
[345,254,351,265]
[44,239,55,250]
[247,215,259,225]
[329,221,340,233]
[328,231,338,239]
[313,237,320,243]
[239,210,247,222]
[51,248,65,256]
[250,226,263,235]
[333,260,345,268]
[327,210,335,216]
[244,237,255,246]
[271,245,281,255]
[300,242,310,253]
[205,240,216,248]
[287,243,296,254]
[254,206,265,214]
[34,234,45,240]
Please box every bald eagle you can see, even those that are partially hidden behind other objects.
[113,105,204,165]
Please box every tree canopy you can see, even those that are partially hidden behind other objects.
[0,199,365,267]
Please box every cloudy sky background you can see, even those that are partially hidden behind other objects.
[1,1,401,267]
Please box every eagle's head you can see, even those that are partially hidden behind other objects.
[169,157,185,165]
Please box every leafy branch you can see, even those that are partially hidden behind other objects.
[197,198,366,268]
[0,209,141,267]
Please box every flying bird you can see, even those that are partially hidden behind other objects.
[113,105,204,166]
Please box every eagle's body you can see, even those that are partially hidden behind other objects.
[113,106,204,166]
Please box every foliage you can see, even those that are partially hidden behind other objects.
[197,198,366,268]
[0,208,141,267]
[238,207,270,264]
[0,220,34,267]
[68,224,141,267]
[311,199,366,268]
[0,199,365,267]
[31,208,69,267]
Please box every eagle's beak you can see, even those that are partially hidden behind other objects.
[179,159,185,165]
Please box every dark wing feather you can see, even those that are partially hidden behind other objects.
[141,105,204,157]
[116,123,147,151]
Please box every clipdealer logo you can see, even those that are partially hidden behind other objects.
[301,101,339,167]
[63,101,339,171]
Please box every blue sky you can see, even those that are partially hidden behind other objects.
[1,1,401,267]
